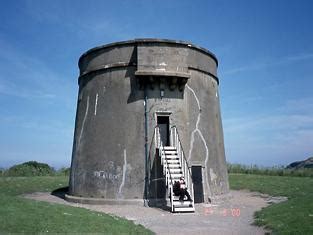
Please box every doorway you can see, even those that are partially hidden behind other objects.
[157,115,170,146]
[192,166,204,203]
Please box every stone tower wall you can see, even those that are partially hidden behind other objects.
[68,39,229,204]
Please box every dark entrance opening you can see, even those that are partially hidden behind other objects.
[192,166,204,203]
[157,116,170,146]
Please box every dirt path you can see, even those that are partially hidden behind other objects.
[24,190,279,235]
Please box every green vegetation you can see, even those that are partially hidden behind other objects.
[229,174,313,234]
[0,176,152,234]
[2,161,71,177]
[4,161,55,176]
[55,167,71,176]
[3,161,312,234]
[227,163,313,177]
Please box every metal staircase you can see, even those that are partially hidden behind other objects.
[155,126,195,213]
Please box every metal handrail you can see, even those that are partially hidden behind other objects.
[155,126,175,209]
[170,126,193,174]
[170,126,194,202]
[170,184,174,212]
[157,127,174,186]
[146,125,160,201]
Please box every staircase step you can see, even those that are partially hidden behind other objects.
[167,163,181,168]
[163,146,176,150]
[164,150,177,155]
[163,168,181,174]
[169,168,182,173]
[163,157,179,162]
[171,173,183,178]
[169,173,183,178]
[166,159,180,164]
[172,195,188,200]
[163,160,180,165]
[164,163,181,169]
[171,177,183,181]
[172,200,193,206]
[166,175,183,181]
[174,207,195,212]
[164,158,179,162]
[164,155,178,159]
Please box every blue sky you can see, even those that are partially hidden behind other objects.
[0,0,312,168]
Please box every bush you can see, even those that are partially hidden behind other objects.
[4,161,55,177]
[56,167,70,176]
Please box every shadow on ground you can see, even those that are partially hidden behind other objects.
[51,186,69,199]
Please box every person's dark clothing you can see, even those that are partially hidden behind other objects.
[173,181,181,195]
[173,180,192,201]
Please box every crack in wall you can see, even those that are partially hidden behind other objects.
[186,84,212,198]
[72,95,90,192]
[78,95,90,147]
[117,149,127,199]
[94,93,98,116]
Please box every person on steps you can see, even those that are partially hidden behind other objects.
[173,176,192,202]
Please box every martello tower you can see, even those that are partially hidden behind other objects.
[67,39,229,211]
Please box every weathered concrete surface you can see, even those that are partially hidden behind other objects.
[69,39,229,203]
[24,190,273,235]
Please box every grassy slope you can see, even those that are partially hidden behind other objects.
[0,176,152,234]
[229,174,313,235]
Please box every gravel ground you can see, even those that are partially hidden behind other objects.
[24,190,281,235]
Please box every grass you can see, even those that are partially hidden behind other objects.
[0,176,153,234]
[229,173,313,234]
[2,171,312,234]
[227,163,313,177]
